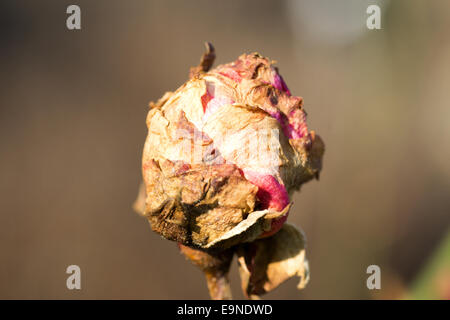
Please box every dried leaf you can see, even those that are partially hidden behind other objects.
[237,223,310,298]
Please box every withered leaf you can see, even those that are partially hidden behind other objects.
[237,223,309,298]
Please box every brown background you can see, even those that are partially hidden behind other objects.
[0,0,449,299]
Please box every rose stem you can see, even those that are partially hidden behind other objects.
[204,271,232,300]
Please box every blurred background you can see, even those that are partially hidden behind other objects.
[0,0,449,299]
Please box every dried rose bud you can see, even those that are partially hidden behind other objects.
[134,43,324,299]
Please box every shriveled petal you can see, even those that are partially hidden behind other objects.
[143,157,289,249]
[204,205,289,249]
[202,103,290,176]
[237,223,310,298]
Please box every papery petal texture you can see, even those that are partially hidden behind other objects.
[139,48,324,249]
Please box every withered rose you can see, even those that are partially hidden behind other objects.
[134,43,324,299]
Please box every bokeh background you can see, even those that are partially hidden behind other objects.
[1,0,449,299]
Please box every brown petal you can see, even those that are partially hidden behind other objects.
[141,157,292,249]
[142,158,266,249]
[204,204,290,249]
[237,223,309,298]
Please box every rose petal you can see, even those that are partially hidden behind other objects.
[142,158,268,249]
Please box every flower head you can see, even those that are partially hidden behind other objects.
[135,43,324,299]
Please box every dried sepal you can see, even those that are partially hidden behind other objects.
[237,223,310,298]
[189,42,216,78]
